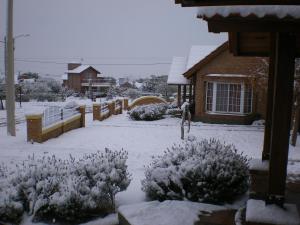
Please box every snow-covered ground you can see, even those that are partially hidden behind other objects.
[1,101,300,224]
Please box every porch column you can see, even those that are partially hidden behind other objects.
[267,32,296,206]
[183,85,187,103]
[189,83,192,103]
[177,85,182,107]
[262,33,276,160]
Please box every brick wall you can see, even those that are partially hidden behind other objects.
[93,100,124,121]
[193,49,267,124]
[26,106,85,143]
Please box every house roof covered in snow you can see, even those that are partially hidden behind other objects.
[186,45,217,70]
[66,65,101,74]
[167,57,189,85]
[184,42,228,78]
[168,45,218,85]
[197,6,300,19]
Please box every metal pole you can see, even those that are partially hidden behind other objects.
[6,0,16,136]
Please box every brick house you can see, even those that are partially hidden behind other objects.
[169,42,268,124]
[62,63,113,96]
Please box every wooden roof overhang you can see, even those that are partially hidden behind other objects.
[175,0,300,6]
[174,2,300,207]
[198,14,300,57]
[194,11,300,207]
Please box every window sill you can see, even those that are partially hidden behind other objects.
[206,111,251,117]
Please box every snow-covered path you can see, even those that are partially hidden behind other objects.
[1,111,300,207]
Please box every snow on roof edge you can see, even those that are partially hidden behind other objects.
[197,6,300,19]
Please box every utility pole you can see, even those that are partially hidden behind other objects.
[6,0,16,136]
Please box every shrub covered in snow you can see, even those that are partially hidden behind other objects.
[166,108,182,117]
[0,149,131,224]
[129,103,168,121]
[142,138,249,203]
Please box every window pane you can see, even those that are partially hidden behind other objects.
[244,84,252,113]
[206,82,213,111]
[229,84,241,112]
[216,83,229,112]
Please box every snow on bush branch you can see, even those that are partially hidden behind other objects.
[129,103,168,121]
[142,137,249,203]
[0,149,131,224]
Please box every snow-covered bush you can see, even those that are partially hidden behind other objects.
[166,108,182,117]
[0,149,131,224]
[129,103,168,121]
[0,164,24,224]
[142,138,249,203]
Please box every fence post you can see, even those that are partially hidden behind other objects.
[112,101,117,115]
[93,103,100,121]
[78,105,86,127]
[124,98,129,111]
[26,114,43,143]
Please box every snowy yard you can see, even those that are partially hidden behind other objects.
[1,101,300,224]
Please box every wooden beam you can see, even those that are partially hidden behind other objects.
[262,33,276,160]
[228,32,239,56]
[177,0,300,6]
[267,32,296,206]
[206,19,300,33]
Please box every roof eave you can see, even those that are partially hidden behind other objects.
[175,0,300,7]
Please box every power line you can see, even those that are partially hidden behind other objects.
[13,58,171,66]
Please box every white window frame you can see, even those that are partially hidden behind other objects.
[205,81,252,115]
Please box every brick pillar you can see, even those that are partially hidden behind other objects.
[78,105,86,127]
[93,103,100,121]
[109,101,116,115]
[123,98,129,111]
[26,114,43,143]
[119,100,123,114]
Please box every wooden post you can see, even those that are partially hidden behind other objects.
[78,105,86,127]
[177,85,182,107]
[183,85,187,103]
[93,103,100,121]
[268,32,296,206]
[26,114,43,143]
[262,33,276,160]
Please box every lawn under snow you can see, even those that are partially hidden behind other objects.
[0,101,300,225]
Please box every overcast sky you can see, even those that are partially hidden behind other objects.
[0,0,226,79]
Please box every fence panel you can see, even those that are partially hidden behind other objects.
[101,103,109,114]
[42,106,80,127]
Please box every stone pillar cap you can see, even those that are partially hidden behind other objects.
[26,114,43,119]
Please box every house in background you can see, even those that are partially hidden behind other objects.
[168,42,267,124]
[62,63,114,97]
[184,42,267,124]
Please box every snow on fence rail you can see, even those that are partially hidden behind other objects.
[42,106,80,128]
[26,105,85,143]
